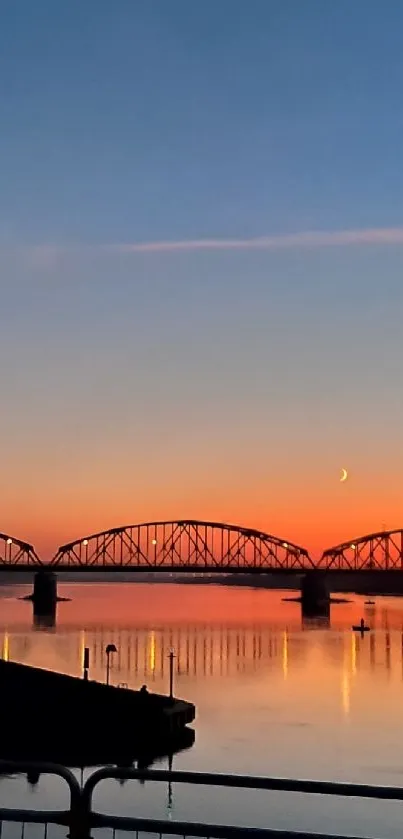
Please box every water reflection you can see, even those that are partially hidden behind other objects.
[0,585,402,780]
[2,630,8,661]
[1,614,403,696]
[0,724,195,771]
[33,612,56,631]
[5,623,317,680]
[2,585,403,834]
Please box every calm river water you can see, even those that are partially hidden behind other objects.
[0,582,403,837]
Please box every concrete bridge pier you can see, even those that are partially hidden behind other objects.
[32,571,58,617]
[301,571,330,618]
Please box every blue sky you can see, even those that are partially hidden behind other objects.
[2,0,403,242]
[1,1,403,555]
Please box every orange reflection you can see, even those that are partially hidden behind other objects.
[2,631,9,662]
[342,669,350,717]
[351,632,357,676]
[282,630,288,680]
[149,630,156,674]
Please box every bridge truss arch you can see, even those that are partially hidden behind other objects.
[52,520,312,571]
[320,529,403,571]
[0,532,41,565]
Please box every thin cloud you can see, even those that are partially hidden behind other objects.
[27,244,62,269]
[109,227,403,254]
[4,226,403,267]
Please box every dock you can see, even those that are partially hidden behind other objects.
[0,659,195,765]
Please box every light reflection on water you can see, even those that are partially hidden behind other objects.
[0,583,403,835]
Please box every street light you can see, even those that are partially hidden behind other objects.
[83,539,89,565]
[168,649,175,699]
[105,643,117,686]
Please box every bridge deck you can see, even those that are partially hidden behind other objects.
[1,564,402,575]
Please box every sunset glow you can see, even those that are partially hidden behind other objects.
[0,3,402,566]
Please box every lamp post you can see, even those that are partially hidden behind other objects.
[82,646,90,681]
[106,643,117,686]
[168,649,175,699]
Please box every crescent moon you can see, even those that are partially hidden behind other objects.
[340,468,348,483]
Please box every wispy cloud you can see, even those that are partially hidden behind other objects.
[27,244,62,269]
[5,226,403,267]
[109,227,403,254]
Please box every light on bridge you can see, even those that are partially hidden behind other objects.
[6,539,12,545]
[83,539,88,546]
[351,544,356,550]
[152,539,157,545]
[283,542,288,548]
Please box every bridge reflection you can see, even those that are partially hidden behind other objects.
[2,624,297,678]
[2,620,403,688]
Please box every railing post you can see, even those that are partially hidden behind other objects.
[68,798,91,839]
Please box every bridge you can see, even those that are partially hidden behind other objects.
[0,533,40,566]
[320,529,403,570]
[0,520,402,572]
[52,520,312,571]
[1,521,403,615]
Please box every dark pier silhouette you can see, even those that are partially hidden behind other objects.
[0,658,195,766]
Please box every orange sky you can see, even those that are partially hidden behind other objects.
[2,465,402,561]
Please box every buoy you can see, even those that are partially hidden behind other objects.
[352,618,370,632]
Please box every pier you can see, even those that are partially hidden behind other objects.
[0,658,195,763]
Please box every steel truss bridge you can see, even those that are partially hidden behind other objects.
[320,529,403,570]
[51,520,311,571]
[0,532,40,566]
[0,520,403,573]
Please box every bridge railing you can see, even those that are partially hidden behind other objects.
[3,762,403,839]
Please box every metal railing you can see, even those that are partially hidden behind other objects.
[1,762,403,839]
[0,760,81,828]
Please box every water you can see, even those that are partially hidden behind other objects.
[1,582,403,836]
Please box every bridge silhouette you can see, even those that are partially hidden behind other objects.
[0,520,402,615]
[0,519,402,572]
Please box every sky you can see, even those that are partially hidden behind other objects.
[1,1,403,559]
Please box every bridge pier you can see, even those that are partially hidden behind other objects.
[32,571,58,617]
[301,572,330,618]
